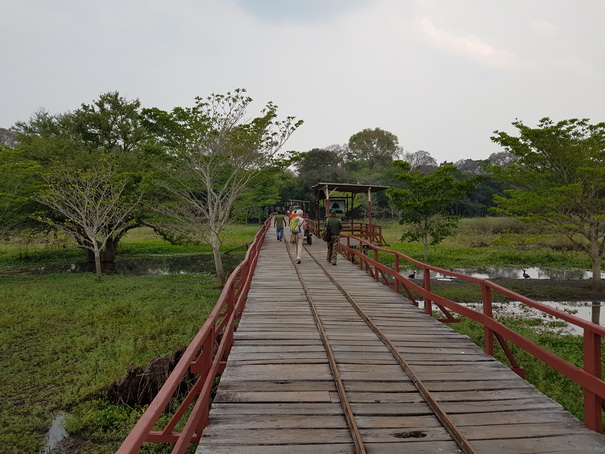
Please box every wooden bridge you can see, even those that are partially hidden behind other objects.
[118,218,605,454]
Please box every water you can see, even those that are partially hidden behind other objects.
[27,254,243,276]
[42,412,69,453]
[404,266,604,280]
[461,300,603,336]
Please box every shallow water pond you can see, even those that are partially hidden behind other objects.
[462,300,603,336]
[27,254,243,276]
[404,266,604,280]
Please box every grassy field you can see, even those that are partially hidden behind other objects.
[379,217,592,270]
[0,225,258,453]
[0,218,602,452]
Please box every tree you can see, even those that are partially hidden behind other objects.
[491,117,605,289]
[233,168,282,223]
[294,148,348,200]
[13,93,153,264]
[0,148,41,237]
[36,160,143,277]
[0,128,17,147]
[149,89,302,285]
[387,161,479,262]
[348,128,401,170]
[487,151,516,168]
[402,150,438,172]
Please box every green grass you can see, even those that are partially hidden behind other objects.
[0,224,261,453]
[0,272,223,453]
[379,218,591,270]
[0,218,602,452]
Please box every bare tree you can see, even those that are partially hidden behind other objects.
[0,128,18,147]
[150,89,302,285]
[36,161,142,277]
[402,150,438,171]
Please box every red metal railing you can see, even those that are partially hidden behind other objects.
[339,234,605,432]
[117,218,271,454]
[308,218,387,245]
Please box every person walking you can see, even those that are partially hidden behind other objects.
[325,211,342,265]
[290,209,305,264]
[273,211,286,241]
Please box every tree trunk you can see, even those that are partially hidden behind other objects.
[213,246,226,286]
[590,255,602,292]
[83,236,121,263]
[209,232,226,286]
[591,302,601,325]
[93,246,103,278]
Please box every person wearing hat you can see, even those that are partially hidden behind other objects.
[325,211,342,265]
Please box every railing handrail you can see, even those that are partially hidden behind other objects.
[339,234,605,432]
[117,218,272,453]
[343,234,605,335]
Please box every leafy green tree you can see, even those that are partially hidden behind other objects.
[294,148,348,201]
[233,168,282,223]
[0,148,41,237]
[148,89,302,285]
[491,117,605,289]
[348,128,400,170]
[388,161,479,262]
[13,93,153,263]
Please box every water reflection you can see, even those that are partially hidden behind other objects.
[30,254,243,276]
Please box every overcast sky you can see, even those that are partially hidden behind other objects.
[2,0,604,162]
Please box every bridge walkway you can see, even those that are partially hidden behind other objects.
[196,229,605,453]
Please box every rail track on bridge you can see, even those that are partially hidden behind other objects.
[289,239,475,453]
[196,229,605,454]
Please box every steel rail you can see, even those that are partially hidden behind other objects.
[303,243,478,454]
[284,238,367,454]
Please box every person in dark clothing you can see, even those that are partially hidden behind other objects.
[325,212,342,265]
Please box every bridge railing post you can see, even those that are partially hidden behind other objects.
[423,268,432,315]
[583,327,603,432]
[481,282,495,356]
[394,255,400,294]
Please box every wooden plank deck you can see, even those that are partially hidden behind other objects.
[196,230,605,453]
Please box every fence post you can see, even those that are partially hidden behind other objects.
[373,248,378,279]
[423,268,432,315]
[481,282,494,356]
[583,328,603,432]
[394,255,400,294]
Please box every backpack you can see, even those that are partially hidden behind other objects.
[290,217,300,233]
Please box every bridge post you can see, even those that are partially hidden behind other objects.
[583,328,603,432]
[394,255,400,294]
[423,269,432,315]
[481,282,494,356]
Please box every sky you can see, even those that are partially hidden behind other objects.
[2,0,604,163]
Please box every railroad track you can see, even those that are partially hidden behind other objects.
[285,239,477,454]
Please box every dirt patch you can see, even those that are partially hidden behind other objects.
[493,278,604,302]
[103,347,188,406]
[431,278,604,303]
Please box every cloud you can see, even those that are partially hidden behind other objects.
[531,19,560,38]
[418,18,526,71]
